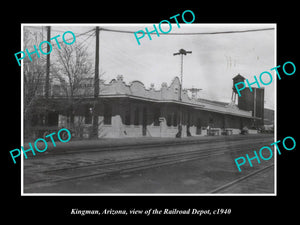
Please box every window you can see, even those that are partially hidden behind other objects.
[174,87,178,94]
[196,118,201,134]
[104,104,112,125]
[173,112,178,126]
[134,107,139,125]
[125,108,131,125]
[209,116,214,127]
[167,114,172,127]
[85,106,92,124]
[48,112,58,126]
[153,107,160,126]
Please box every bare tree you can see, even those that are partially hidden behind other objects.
[53,43,92,96]
[52,43,94,135]
[23,28,48,138]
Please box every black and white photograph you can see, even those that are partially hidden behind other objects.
[21,23,276,195]
[3,4,299,221]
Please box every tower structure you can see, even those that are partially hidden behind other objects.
[232,74,265,127]
[232,74,245,104]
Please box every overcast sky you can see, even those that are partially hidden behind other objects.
[25,24,276,109]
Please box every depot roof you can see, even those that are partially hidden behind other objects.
[51,75,255,119]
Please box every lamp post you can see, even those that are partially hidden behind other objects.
[173,48,192,138]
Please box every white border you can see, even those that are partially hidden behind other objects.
[274,24,277,196]
[21,23,277,196]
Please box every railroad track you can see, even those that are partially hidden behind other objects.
[29,134,274,158]
[24,137,274,191]
[209,164,274,193]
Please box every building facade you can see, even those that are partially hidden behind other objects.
[35,75,263,138]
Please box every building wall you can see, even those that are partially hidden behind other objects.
[238,87,264,126]
[57,98,256,138]
[264,108,274,125]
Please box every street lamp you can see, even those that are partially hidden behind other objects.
[173,48,192,138]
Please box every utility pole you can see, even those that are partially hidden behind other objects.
[173,48,192,138]
[44,26,51,127]
[45,26,51,98]
[92,26,100,138]
[94,26,100,97]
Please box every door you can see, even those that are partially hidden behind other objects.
[196,118,201,135]
[142,107,147,136]
[187,112,191,136]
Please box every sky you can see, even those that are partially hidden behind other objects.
[24,23,276,109]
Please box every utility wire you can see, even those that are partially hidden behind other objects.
[24,26,95,36]
[76,31,95,48]
[25,26,274,36]
[100,27,274,35]
[34,28,95,52]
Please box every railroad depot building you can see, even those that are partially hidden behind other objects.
[30,74,265,138]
